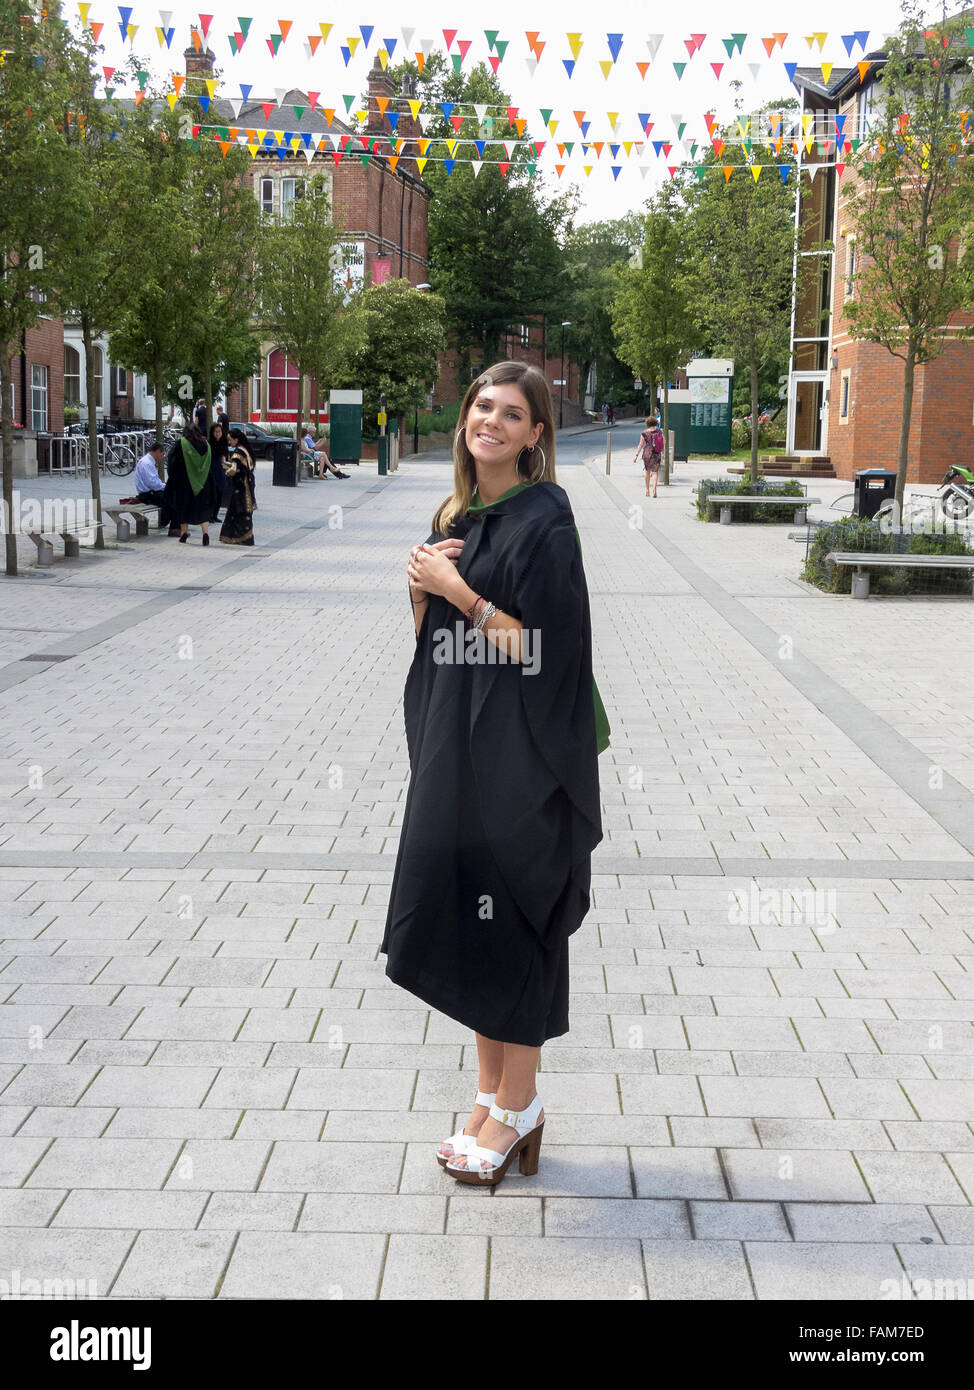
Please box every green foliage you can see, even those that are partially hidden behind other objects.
[255,174,356,427]
[682,94,800,481]
[802,517,974,593]
[387,52,576,376]
[330,279,447,434]
[696,476,805,521]
[562,216,644,408]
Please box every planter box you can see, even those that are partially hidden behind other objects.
[4,432,38,479]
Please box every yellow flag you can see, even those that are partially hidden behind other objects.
[320,23,332,42]
[445,138,458,157]
[166,93,178,109]
[751,165,762,181]
[408,99,422,119]
[607,112,618,130]
[347,36,360,55]
[78,2,90,26]
[599,60,612,78]
[820,62,833,84]
[567,33,583,59]
[378,48,389,69]
[415,157,427,174]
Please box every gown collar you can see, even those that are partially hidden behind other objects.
[465,480,531,515]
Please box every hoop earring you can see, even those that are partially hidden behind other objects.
[518,443,546,482]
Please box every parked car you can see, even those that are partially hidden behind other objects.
[229,421,279,460]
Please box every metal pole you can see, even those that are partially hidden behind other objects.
[606,431,611,475]
[559,325,565,431]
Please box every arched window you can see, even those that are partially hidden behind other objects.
[63,346,81,406]
[267,348,299,413]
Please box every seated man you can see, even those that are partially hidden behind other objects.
[132,440,173,530]
[302,430,350,480]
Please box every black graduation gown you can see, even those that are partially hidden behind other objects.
[163,435,220,526]
[380,480,604,1045]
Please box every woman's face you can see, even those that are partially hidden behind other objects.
[463,381,543,471]
[213,425,222,439]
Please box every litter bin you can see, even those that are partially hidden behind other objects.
[853,468,896,518]
[272,438,298,486]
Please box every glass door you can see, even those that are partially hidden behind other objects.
[786,370,830,455]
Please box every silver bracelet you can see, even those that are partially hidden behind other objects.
[473,601,496,632]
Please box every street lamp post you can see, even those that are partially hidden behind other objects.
[559,321,572,430]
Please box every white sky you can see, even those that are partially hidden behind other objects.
[85,0,911,222]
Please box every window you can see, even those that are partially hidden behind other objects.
[114,365,127,395]
[63,346,81,406]
[267,348,299,412]
[839,369,851,423]
[252,368,262,415]
[856,78,883,140]
[519,324,530,346]
[844,237,857,300]
[92,346,104,409]
[30,364,48,431]
[260,177,274,216]
[143,375,154,400]
[281,177,304,218]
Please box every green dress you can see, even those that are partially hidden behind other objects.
[467,482,611,755]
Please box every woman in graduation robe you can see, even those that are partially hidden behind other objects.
[219,430,257,546]
[163,423,220,545]
[381,360,609,1187]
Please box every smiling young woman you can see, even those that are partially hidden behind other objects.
[379,360,610,1188]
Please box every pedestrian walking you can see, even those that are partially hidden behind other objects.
[635,415,664,497]
[381,359,609,1189]
[163,420,220,545]
[219,429,257,546]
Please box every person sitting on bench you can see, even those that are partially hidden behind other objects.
[302,430,350,480]
[134,442,169,522]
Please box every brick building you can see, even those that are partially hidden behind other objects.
[10,306,64,434]
[789,53,974,483]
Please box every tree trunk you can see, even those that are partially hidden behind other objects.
[153,363,165,480]
[313,372,320,431]
[203,359,213,435]
[295,369,304,444]
[1,346,17,577]
[749,355,760,484]
[662,379,671,486]
[82,320,105,549]
[895,341,917,510]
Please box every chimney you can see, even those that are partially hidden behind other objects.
[366,59,395,136]
[184,27,216,84]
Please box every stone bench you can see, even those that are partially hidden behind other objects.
[24,521,105,566]
[826,550,974,598]
[705,493,821,526]
[104,503,164,542]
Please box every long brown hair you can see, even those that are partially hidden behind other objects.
[431,360,557,536]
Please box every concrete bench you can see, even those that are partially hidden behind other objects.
[826,550,974,598]
[706,493,820,526]
[104,503,163,541]
[25,521,105,566]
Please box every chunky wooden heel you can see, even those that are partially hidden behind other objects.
[518,1122,544,1176]
[446,1094,544,1187]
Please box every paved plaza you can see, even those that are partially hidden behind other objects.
[1,425,973,1301]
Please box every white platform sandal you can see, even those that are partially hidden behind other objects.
[435,1090,496,1168]
[445,1094,544,1187]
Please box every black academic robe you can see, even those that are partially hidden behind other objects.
[380,480,604,1045]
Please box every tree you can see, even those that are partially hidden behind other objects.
[612,187,702,482]
[387,53,576,376]
[684,94,802,480]
[175,134,260,427]
[56,53,143,547]
[843,3,974,508]
[562,215,645,416]
[255,174,360,441]
[331,279,446,434]
[0,1,87,575]
[110,95,194,450]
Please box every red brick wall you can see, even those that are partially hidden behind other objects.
[826,157,974,483]
[14,316,64,431]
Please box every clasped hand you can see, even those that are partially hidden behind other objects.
[407,537,465,599]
